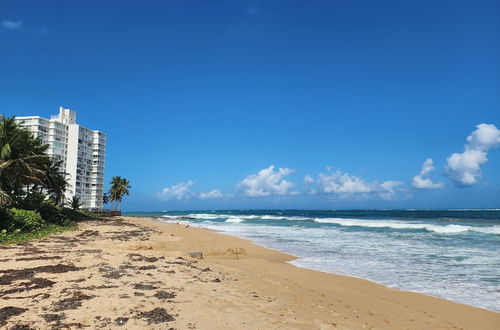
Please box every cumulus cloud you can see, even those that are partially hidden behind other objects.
[157,180,195,200]
[2,20,23,30]
[314,169,402,200]
[238,165,297,197]
[445,123,500,186]
[412,158,444,189]
[304,175,314,184]
[199,189,224,200]
[466,123,500,151]
[379,181,404,200]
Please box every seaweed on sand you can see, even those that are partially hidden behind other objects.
[1,278,55,296]
[15,256,63,261]
[114,317,129,326]
[133,283,158,290]
[41,313,66,323]
[0,307,28,326]
[0,264,81,297]
[153,290,176,300]
[52,291,94,312]
[127,253,159,263]
[138,308,175,324]
[9,324,34,330]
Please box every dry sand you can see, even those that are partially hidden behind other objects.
[0,216,498,330]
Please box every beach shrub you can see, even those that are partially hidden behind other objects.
[78,210,100,219]
[5,208,45,232]
[0,228,20,242]
[61,208,99,221]
[37,200,70,226]
[61,208,86,221]
[0,207,10,230]
[16,192,46,211]
[0,229,7,241]
[0,224,74,245]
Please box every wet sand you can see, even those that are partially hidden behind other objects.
[0,216,498,329]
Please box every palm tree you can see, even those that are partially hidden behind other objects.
[69,195,83,210]
[108,176,131,211]
[42,159,69,206]
[0,116,50,206]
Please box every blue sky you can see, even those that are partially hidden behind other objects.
[1,0,499,210]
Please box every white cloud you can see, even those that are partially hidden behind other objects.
[445,123,500,186]
[466,123,500,151]
[199,189,224,200]
[157,180,195,200]
[238,165,297,197]
[317,171,373,194]
[2,20,23,30]
[304,175,314,184]
[314,169,402,200]
[379,181,404,200]
[412,158,444,189]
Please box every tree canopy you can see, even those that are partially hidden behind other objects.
[108,176,131,211]
[0,116,68,207]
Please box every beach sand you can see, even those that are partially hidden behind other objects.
[0,216,498,329]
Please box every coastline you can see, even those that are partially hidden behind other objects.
[1,216,498,329]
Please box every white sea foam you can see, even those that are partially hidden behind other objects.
[186,213,224,219]
[260,215,311,221]
[314,218,500,234]
[243,215,261,219]
[288,216,312,221]
[260,215,287,220]
[187,214,311,221]
[225,217,245,223]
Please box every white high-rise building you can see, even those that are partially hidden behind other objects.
[15,107,106,210]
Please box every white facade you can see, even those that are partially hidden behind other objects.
[15,107,106,210]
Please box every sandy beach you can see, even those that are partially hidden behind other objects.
[0,216,498,330]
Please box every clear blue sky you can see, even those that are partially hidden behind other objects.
[1,0,499,210]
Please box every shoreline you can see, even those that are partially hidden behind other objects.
[0,216,498,329]
[149,215,498,313]
[131,216,499,329]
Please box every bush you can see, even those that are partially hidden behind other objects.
[0,228,21,241]
[0,208,10,231]
[61,208,98,221]
[37,200,71,226]
[0,224,74,245]
[5,208,45,232]
[78,210,101,219]
[16,192,46,211]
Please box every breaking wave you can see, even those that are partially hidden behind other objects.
[225,217,245,223]
[314,218,500,234]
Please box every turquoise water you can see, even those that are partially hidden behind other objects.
[125,209,500,312]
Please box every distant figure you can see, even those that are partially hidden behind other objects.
[176,221,179,225]
[185,224,190,228]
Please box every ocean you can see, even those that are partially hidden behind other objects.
[124,209,500,312]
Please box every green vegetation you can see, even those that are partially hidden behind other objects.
[109,176,131,211]
[0,116,101,244]
[69,195,84,210]
[0,224,76,245]
[0,207,100,244]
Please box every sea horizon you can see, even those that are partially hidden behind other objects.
[126,208,500,212]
